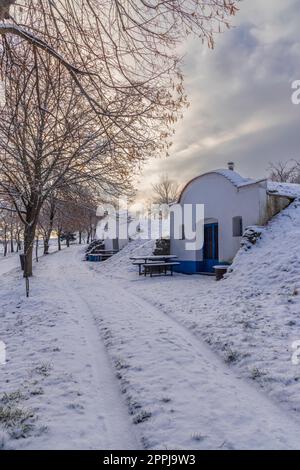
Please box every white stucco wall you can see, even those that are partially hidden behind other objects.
[104,237,128,251]
[170,172,268,267]
[99,213,129,251]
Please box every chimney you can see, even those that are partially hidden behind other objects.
[228,161,235,171]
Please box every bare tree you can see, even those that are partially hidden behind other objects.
[0,196,22,254]
[0,2,239,71]
[0,45,135,277]
[294,161,300,184]
[0,209,9,255]
[0,1,239,278]
[268,160,300,184]
[0,1,239,161]
[39,186,101,252]
[152,174,181,205]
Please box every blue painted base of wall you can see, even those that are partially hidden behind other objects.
[88,255,101,262]
[174,261,199,274]
[200,259,219,273]
[174,260,227,274]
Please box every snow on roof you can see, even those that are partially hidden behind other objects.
[179,169,264,201]
[179,170,300,200]
[267,181,300,200]
[212,169,262,188]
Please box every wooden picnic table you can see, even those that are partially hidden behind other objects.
[130,254,177,261]
[130,255,178,276]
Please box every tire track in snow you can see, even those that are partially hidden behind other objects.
[28,247,140,450]
[77,253,300,449]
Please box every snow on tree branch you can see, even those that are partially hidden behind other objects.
[0,1,239,127]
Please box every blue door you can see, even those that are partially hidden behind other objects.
[202,223,219,272]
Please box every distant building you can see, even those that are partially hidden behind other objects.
[97,210,131,252]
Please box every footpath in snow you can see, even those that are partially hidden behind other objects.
[1,238,300,449]
[0,249,138,450]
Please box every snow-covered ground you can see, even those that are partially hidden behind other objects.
[0,252,20,277]
[97,200,300,415]
[1,195,300,449]
[0,248,139,450]
[0,241,63,277]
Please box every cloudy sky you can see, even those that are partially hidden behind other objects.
[135,0,300,202]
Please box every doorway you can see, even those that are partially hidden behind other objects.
[202,223,219,272]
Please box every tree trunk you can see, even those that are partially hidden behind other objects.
[90,226,94,242]
[10,232,14,253]
[79,231,82,244]
[3,227,7,257]
[16,234,22,252]
[23,204,40,278]
[44,204,55,255]
[57,230,61,251]
[44,237,50,255]
[23,223,36,277]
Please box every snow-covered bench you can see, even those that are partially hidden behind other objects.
[142,262,180,277]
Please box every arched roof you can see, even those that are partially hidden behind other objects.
[178,169,264,202]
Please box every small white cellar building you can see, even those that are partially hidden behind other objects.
[170,164,291,274]
[96,210,131,252]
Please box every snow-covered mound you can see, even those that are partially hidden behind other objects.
[268,181,300,199]
[91,238,156,279]
[195,199,300,412]
[229,199,300,285]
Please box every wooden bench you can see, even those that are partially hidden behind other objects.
[142,262,180,277]
[132,261,145,275]
[132,260,163,275]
